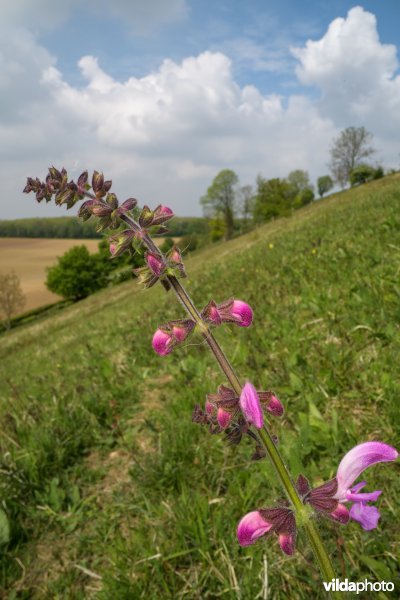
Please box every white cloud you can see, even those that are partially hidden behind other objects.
[292,6,400,138]
[1,5,400,220]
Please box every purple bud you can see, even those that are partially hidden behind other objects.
[146,253,166,277]
[266,394,284,417]
[205,400,214,415]
[91,202,113,217]
[119,198,137,212]
[152,204,174,225]
[92,171,104,194]
[77,170,88,190]
[217,408,232,428]
[278,533,295,556]
[239,382,264,429]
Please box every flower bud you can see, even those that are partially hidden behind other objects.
[152,319,195,356]
[217,408,232,428]
[202,299,253,327]
[146,253,166,277]
[152,204,174,225]
[152,328,173,356]
[239,382,264,429]
[258,392,284,417]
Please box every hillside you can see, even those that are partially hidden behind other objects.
[1,175,399,598]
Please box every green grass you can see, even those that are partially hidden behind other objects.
[1,175,400,598]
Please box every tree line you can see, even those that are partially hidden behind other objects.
[201,126,389,240]
[0,216,208,239]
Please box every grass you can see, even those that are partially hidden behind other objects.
[1,175,400,598]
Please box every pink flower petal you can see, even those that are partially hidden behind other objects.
[152,329,172,356]
[231,300,253,327]
[237,511,272,547]
[349,502,381,531]
[217,408,232,428]
[240,382,264,429]
[335,442,398,501]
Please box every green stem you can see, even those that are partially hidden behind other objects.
[119,209,336,587]
[167,274,337,587]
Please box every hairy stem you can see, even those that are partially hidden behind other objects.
[167,274,336,585]
[118,210,336,585]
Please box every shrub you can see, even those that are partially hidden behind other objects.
[349,164,375,186]
[46,245,107,300]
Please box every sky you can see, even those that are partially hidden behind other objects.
[1,0,400,219]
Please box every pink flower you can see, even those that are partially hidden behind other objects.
[237,511,273,547]
[202,299,253,328]
[230,300,253,327]
[152,329,173,356]
[237,508,296,555]
[151,320,195,356]
[333,442,398,530]
[239,382,264,429]
[300,442,398,531]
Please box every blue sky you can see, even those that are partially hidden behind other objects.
[1,1,400,218]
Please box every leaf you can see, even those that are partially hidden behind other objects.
[0,509,10,545]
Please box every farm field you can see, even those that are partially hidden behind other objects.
[0,175,399,598]
[0,236,176,312]
[0,238,101,311]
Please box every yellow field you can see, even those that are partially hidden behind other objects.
[0,236,179,313]
[0,238,101,311]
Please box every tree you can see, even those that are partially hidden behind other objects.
[253,176,295,223]
[200,169,239,240]
[317,175,334,198]
[238,184,255,227]
[329,126,375,187]
[46,245,107,301]
[287,170,312,194]
[349,164,375,186]
[0,271,26,329]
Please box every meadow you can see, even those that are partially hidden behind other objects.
[0,175,399,598]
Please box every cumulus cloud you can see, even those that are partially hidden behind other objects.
[292,6,400,138]
[1,5,400,219]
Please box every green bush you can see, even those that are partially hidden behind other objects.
[349,164,375,186]
[46,245,107,300]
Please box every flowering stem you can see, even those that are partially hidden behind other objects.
[119,209,337,584]
[166,274,336,585]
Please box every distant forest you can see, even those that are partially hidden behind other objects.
[0,216,208,239]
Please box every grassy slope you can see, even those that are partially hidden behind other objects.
[1,176,399,598]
